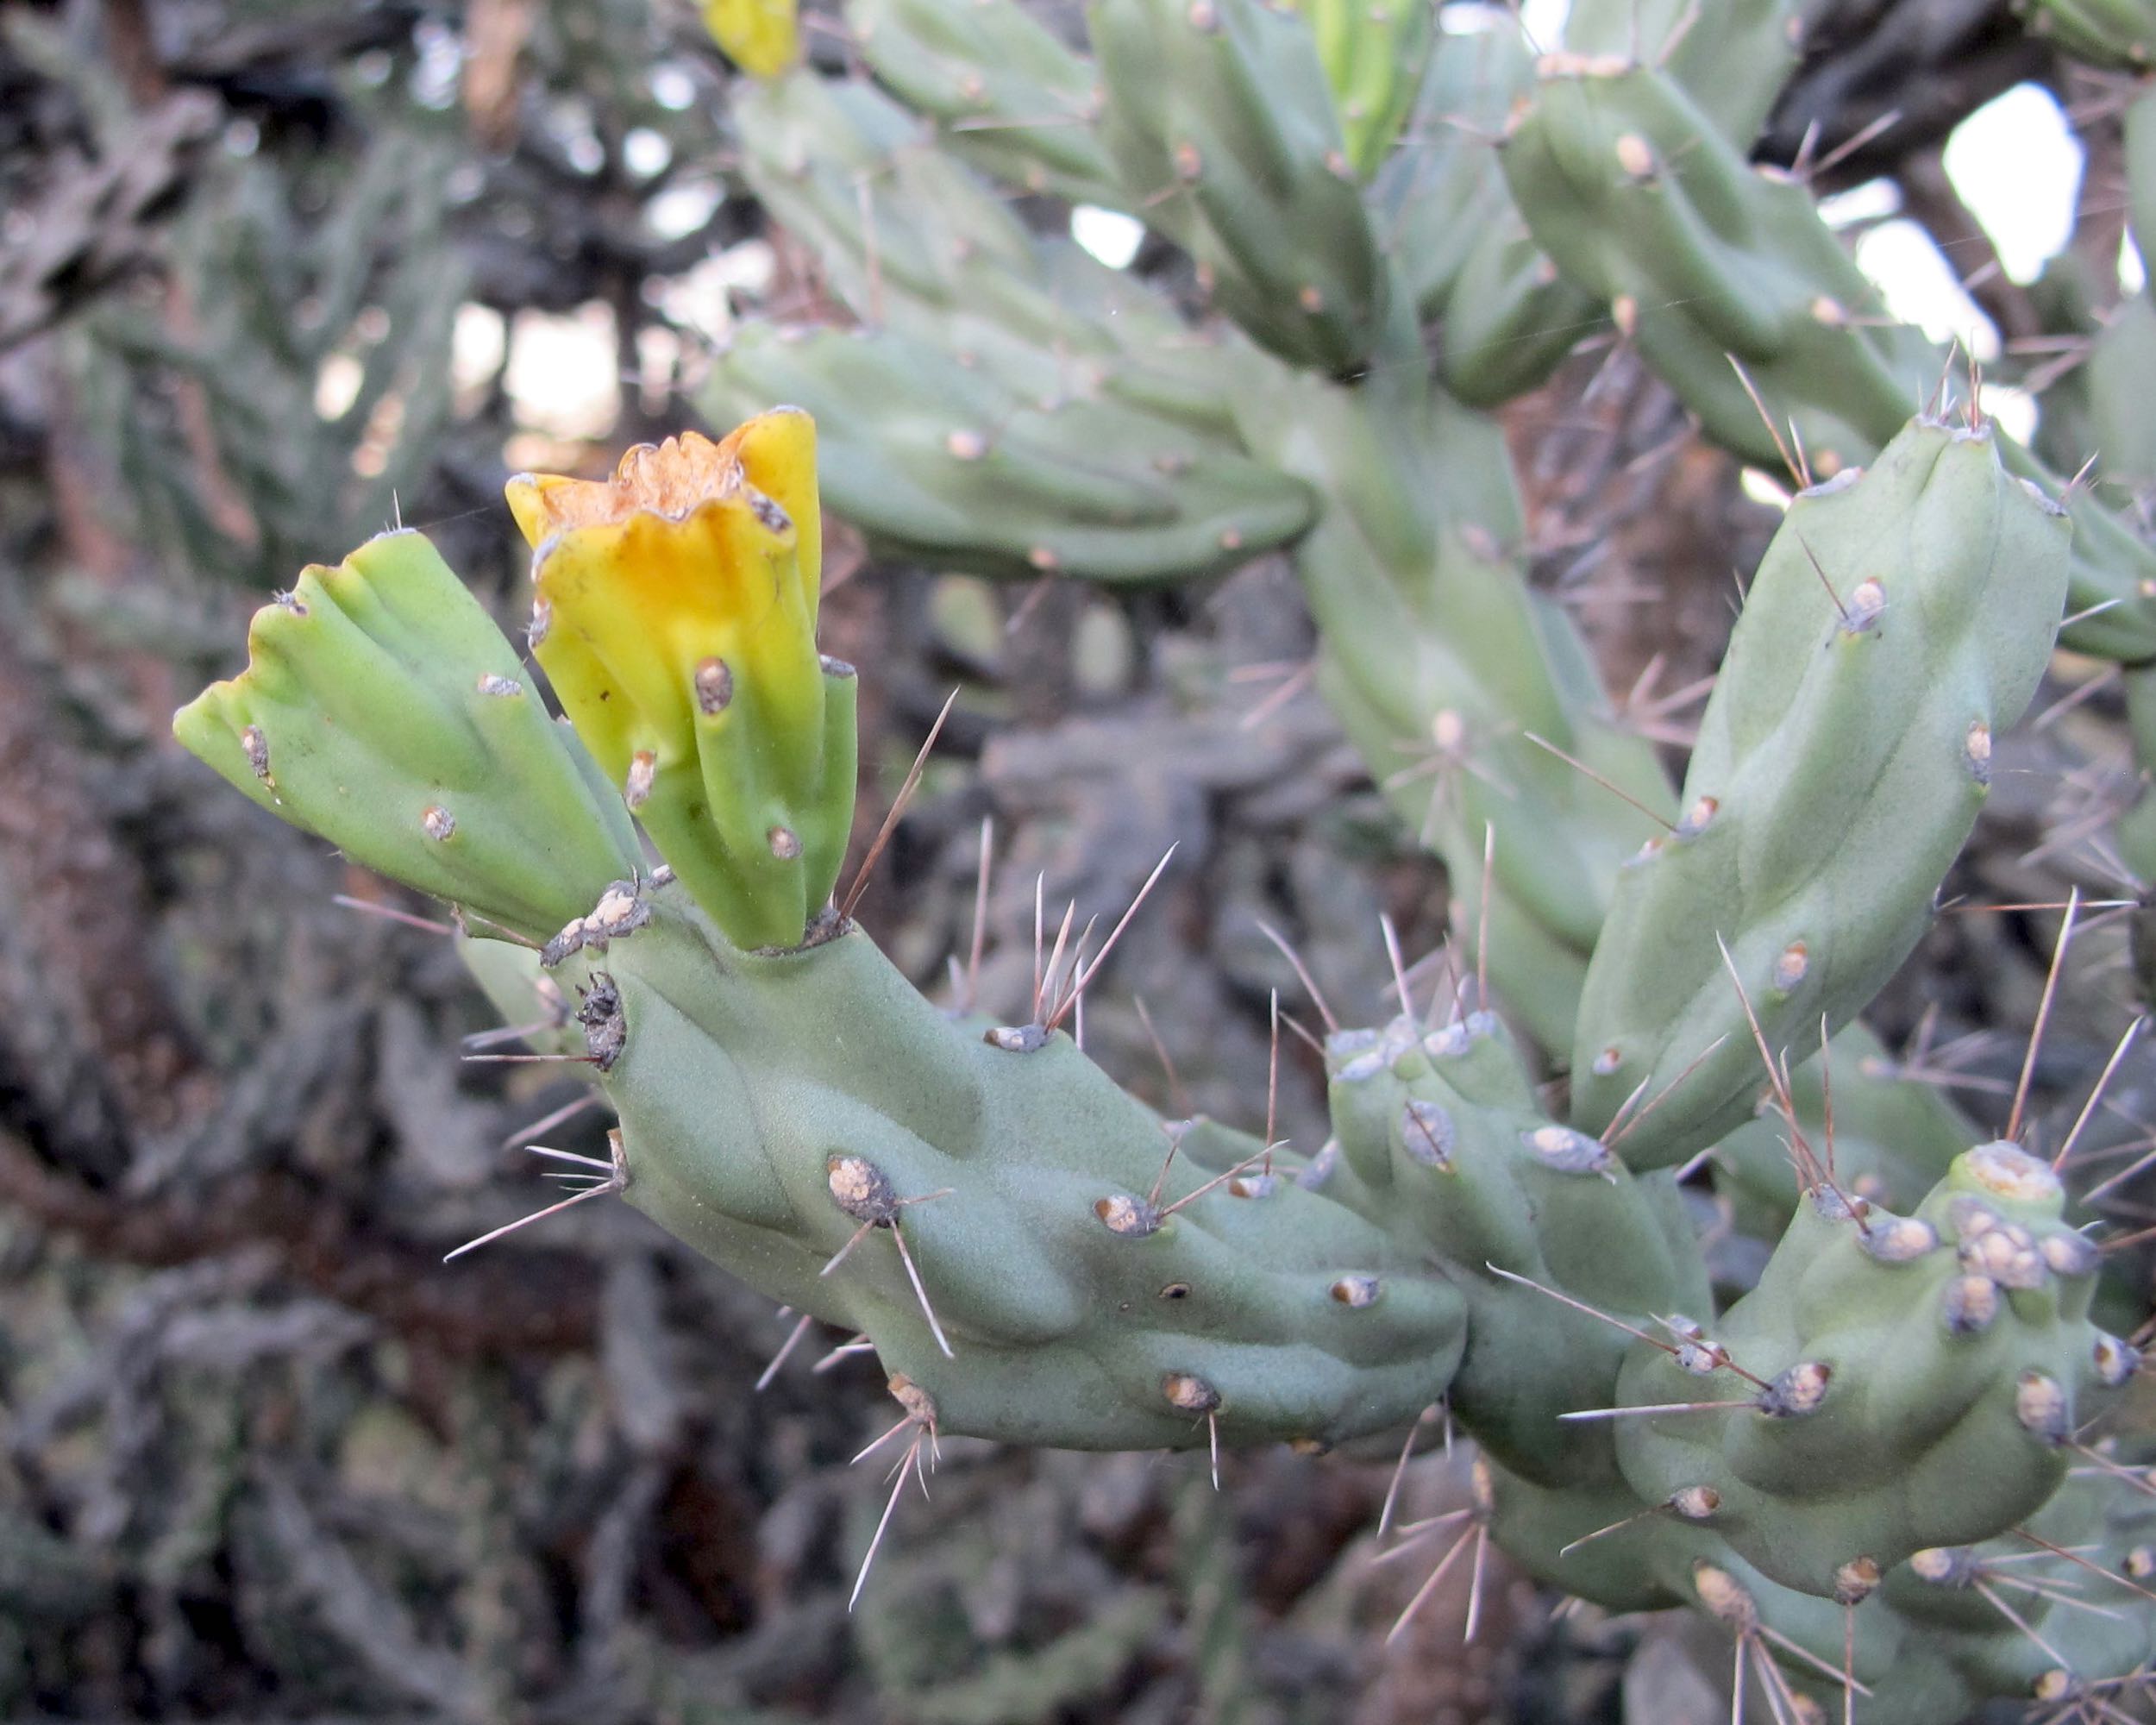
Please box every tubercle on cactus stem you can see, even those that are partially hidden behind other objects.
[821,1153,958,1358]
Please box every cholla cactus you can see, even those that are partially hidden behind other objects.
[177,0,2156,1714]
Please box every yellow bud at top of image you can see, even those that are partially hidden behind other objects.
[702,0,799,80]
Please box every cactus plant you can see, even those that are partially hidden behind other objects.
[178,400,2155,1720]
[174,0,2156,1714]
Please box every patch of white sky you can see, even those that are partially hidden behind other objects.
[1515,0,1570,47]
[1826,82,2084,443]
[1071,205,1145,269]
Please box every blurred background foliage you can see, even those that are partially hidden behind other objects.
[0,1,2150,1720]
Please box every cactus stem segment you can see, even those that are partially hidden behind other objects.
[443,1128,629,1262]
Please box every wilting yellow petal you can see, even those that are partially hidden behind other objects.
[529,489,817,775]
[724,406,822,616]
[505,411,851,950]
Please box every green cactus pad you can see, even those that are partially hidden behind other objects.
[705,321,1315,585]
[1570,416,2069,1167]
[1614,1144,2134,1596]
[1282,0,1432,177]
[1087,0,1388,373]
[173,530,641,941]
[1559,0,1805,147]
[850,0,1124,206]
[1239,355,1675,1047]
[560,894,1467,1449]
[1367,20,1535,324]
[1319,1007,1710,1488]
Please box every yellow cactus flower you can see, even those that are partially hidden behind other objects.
[507,410,856,950]
[702,0,799,79]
